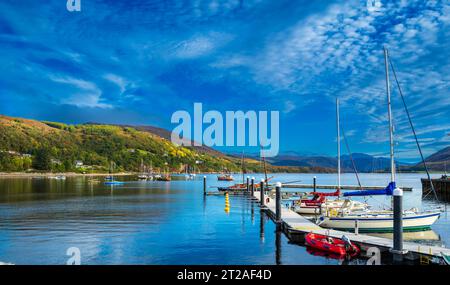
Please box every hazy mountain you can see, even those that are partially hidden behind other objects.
[405,146,450,172]
[88,123,225,157]
[267,152,410,172]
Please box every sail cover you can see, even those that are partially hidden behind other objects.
[343,182,395,197]
[310,189,340,197]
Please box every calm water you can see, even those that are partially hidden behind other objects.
[0,173,448,265]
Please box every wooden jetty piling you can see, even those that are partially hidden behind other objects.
[275,182,282,224]
[203,176,207,196]
[250,177,255,198]
[392,187,406,262]
[246,177,250,193]
[313,176,316,192]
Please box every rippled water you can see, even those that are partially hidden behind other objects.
[0,173,448,265]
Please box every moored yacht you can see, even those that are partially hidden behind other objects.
[317,48,441,233]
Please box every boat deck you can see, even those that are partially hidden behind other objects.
[253,191,450,261]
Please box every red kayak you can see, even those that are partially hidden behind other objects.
[305,233,360,257]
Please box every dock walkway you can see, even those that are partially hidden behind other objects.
[282,184,412,191]
[253,190,450,261]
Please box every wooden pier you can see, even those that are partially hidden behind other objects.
[252,190,450,263]
[282,184,412,191]
[422,176,450,201]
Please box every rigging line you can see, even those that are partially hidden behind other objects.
[388,57,439,202]
[367,195,392,210]
[340,125,363,190]
[260,144,268,184]
[241,150,245,184]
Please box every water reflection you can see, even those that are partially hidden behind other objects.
[0,173,448,265]
[259,212,265,243]
[275,225,282,265]
[251,203,255,225]
[370,230,442,245]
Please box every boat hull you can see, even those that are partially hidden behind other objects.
[104,181,125,185]
[294,200,367,215]
[295,207,321,214]
[305,233,359,257]
[319,212,440,233]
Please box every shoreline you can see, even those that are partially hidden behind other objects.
[0,172,136,178]
[0,171,439,179]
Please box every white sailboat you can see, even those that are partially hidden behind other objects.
[318,48,440,233]
[293,98,369,215]
[138,159,148,180]
[295,198,368,215]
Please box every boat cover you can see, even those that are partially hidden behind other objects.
[310,189,341,197]
[343,181,395,197]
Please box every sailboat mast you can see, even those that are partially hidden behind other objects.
[261,145,268,184]
[385,47,404,258]
[241,151,245,183]
[384,47,396,183]
[336,98,341,190]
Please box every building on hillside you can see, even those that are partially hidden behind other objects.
[51,159,62,165]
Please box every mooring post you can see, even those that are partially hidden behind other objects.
[392,187,405,262]
[275,182,282,224]
[251,177,255,198]
[260,179,265,207]
[203,176,207,196]
[246,176,250,193]
[313,176,317,193]
[354,220,359,235]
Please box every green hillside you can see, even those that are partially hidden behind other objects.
[0,115,241,173]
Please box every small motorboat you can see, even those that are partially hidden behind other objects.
[104,180,125,185]
[185,173,196,180]
[306,246,346,260]
[305,233,360,258]
[155,174,171,181]
[49,175,66,180]
[218,183,247,192]
[137,174,148,180]
[218,174,234,181]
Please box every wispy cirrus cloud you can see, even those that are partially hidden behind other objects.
[49,75,112,109]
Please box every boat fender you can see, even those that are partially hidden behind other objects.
[341,235,351,246]
[329,209,338,217]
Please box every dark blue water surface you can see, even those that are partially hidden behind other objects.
[0,173,448,265]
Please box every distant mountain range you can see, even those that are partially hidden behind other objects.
[265,152,409,172]
[266,147,450,173]
[403,146,450,172]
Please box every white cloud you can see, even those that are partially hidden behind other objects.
[175,36,215,58]
[173,33,233,59]
[49,75,112,109]
[103,73,128,93]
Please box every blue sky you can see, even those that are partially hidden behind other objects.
[0,0,449,161]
